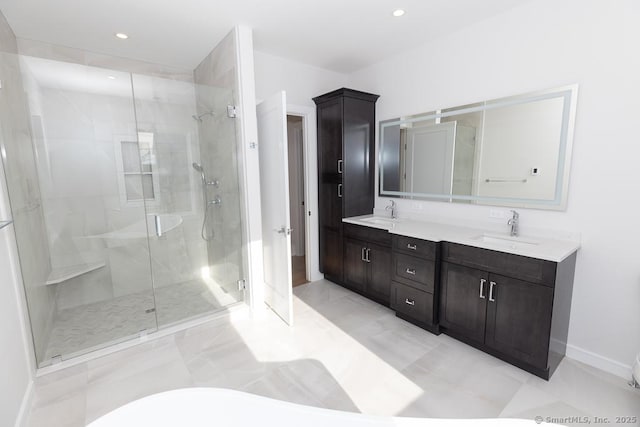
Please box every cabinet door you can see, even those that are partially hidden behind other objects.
[485,273,553,369]
[439,262,488,343]
[317,98,343,177]
[320,227,343,280]
[366,242,391,302]
[319,182,343,229]
[343,97,375,217]
[343,238,367,292]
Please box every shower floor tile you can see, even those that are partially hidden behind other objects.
[44,279,241,362]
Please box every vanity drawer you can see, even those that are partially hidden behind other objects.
[343,223,392,247]
[391,281,433,325]
[393,253,435,293]
[368,227,392,247]
[343,223,369,241]
[441,242,556,287]
[393,235,436,260]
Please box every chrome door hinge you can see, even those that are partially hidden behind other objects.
[227,105,237,118]
[238,279,246,291]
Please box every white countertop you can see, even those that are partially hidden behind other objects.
[343,215,580,262]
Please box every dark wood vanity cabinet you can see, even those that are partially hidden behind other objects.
[440,242,576,379]
[314,89,379,284]
[390,236,440,333]
[343,224,392,305]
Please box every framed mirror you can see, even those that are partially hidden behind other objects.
[379,85,578,210]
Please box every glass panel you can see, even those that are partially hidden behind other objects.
[131,31,245,328]
[0,53,158,367]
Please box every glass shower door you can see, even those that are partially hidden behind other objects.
[6,55,159,367]
[131,74,245,328]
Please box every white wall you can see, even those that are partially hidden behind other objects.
[254,50,347,106]
[348,0,640,378]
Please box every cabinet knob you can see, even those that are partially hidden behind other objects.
[405,268,416,275]
[404,298,415,306]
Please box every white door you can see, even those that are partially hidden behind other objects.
[257,91,293,325]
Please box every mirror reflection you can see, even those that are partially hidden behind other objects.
[379,86,577,210]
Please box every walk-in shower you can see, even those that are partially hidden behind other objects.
[0,32,247,368]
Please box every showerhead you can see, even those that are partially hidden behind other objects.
[192,162,206,184]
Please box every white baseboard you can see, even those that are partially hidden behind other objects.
[14,380,34,427]
[564,342,632,380]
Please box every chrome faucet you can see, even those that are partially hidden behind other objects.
[385,200,397,219]
[507,210,519,237]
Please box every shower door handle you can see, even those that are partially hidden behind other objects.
[154,215,162,237]
[276,227,292,236]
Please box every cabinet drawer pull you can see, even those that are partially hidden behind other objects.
[365,248,371,263]
[479,278,486,299]
[337,159,343,174]
[337,184,342,198]
[405,268,416,275]
[489,281,496,302]
[406,243,417,250]
[361,247,366,262]
[404,298,415,306]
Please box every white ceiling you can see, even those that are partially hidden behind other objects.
[0,0,531,73]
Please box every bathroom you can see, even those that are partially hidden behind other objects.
[1,0,639,426]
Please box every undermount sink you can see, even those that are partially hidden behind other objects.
[472,233,540,249]
[359,217,397,227]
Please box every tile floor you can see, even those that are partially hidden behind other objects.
[27,280,640,426]
[44,279,242,362]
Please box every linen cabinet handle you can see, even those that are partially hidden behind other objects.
[489,281,496,302]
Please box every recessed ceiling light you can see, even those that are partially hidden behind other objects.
[392,9,405,17]
[115,33,129,40]
[107,76,116,80]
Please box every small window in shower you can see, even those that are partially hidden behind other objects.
[115,132,160,206]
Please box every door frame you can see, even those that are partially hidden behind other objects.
[287,104,322,283]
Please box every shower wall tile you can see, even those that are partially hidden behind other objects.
[194,29,245,291]
[55,266,114,311]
